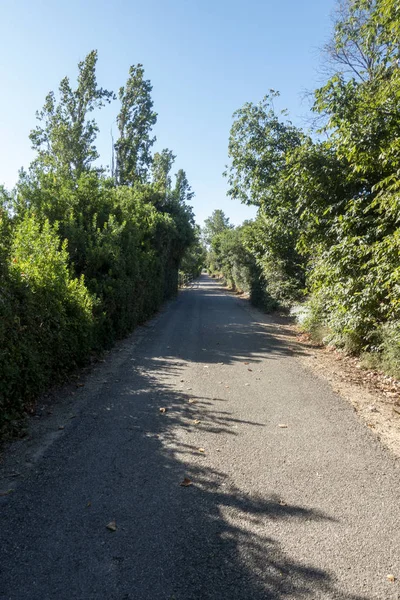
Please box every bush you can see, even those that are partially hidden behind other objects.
[0,215,94,436]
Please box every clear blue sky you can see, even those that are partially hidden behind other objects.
[1,0,336,226]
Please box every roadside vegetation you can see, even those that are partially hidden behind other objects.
[206,0,400,377]
[0,52,202,437]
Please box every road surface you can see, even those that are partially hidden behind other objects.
[1,275,399,599]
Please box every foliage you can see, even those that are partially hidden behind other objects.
[223,0,400,374]
[115,64,157,185]
[1,51,195,436]
[0,214,94,437]
[202,209,233,247]
[29,50,114,179]
[225,94,305,305]
[179,226,206,285]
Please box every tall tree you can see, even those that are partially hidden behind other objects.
[202,210,232,246]
[115,64,157,185]
[225,92,303,208]
[151,149,176,193]
[29,50,114,178]
[173,169,194,205]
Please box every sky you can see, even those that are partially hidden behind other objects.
[0,0,337,226]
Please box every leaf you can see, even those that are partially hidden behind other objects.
[58,425,65,430]
[188,399,197,404]
[387,574,395,582]
[159,407,167,413]
[193,419,201,425]
[278,424,288,428]
[244,362,249,365]
[106,520,117,532]
[180,477,192,487]
[278,500,287,506]
[198,448,205,453]
[248,368,253,372]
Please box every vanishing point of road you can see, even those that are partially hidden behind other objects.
[1,275,399,599]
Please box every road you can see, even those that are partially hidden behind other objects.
[1,275,399,599]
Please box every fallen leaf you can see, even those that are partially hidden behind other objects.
[188,399,197,404]
[198,448,205,453]
[193,419,201,425]
[76,383,85,388]
[58,425,65,430]
[278,424,288,428]
[244,383,250,386]
[244,362,249,365]
[159,407,167,413]
[180,477,192,487]
[387,574,395,582]
[87,501,91,507]
[278,500,287,506]
[106,520,117,532]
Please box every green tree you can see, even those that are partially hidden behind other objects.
[29,50,114,178]
[115,64,157,185]
[151,149,176,193]
[202,209,232,246]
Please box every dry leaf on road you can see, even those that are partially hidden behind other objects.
[180,477,192,487]
[159,407,167,413]
[278,424,288,428]
[106,521,117,532]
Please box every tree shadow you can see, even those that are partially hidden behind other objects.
[0,276,370,599]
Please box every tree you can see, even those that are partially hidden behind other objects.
[225,93,305,303]
[173,169,194,205]
[151,149,176,195]
[115,64,157,185]
[29,50,114,178]
[225,91,303,207]
[202,209,232,246]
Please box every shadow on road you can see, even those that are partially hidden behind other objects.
[0,275,369,599]
[99,353,368,599]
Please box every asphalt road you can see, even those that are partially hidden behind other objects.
[1,275,400,600]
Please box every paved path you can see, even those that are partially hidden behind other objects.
[1,275,399,599]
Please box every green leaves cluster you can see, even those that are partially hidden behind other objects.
[224,0,400,370]
[0,52,195,436]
